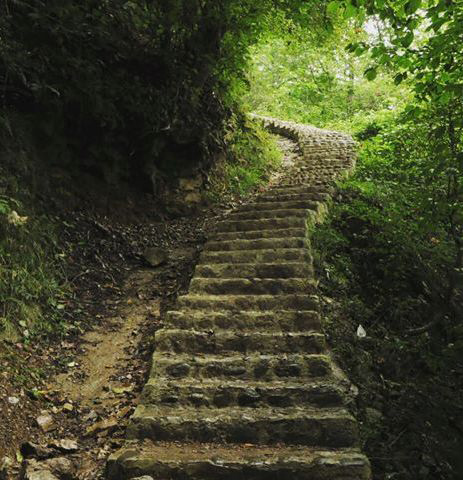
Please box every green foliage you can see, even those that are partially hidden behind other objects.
[208,117,282,198]
[315,102,462,344]
[313,106,463,477]
[0,0,329,188]
[245,20,411,132]
[0,199,67,341]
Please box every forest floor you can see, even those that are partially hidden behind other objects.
[0,200,214,479]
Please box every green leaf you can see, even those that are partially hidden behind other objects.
[394,73,406,85]
[344,3,358,18]
[405,0,422,15]
[401,31,414,48]
[364,67,377,81]
[327,1,341,15]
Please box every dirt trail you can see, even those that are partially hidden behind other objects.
[55,271,160,410]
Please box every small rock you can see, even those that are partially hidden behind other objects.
[23,460,59,480]
[0,456,13,480]
[62,403,74,412]
[131,477,154,480]
[44,457,75,477]
[85,417,118,436]
[20,443,54,460]
[82,410,98,422]
[116,406,132,419]
[7,397,19,405]
[36,415,55,433]
[111,385,133,395]
[50,439,78,453]
[143,247,167,268]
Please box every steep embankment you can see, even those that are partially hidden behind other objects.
[107,118,371,480]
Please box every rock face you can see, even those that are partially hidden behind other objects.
[106,117,371,480]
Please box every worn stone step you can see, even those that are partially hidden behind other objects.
[194,262,313,279]
[258,192,330,204]
[212,227,307,241]
[150,352,333,381]
[239,200,321,213]
[189,278,317,295]
[266,185,330,195]
[141,379,345,409]
[228,208,312,221]
[127,405,359,448]
[107,442,371,480]
[156,330,325,355]
[214,216,311,233]
[176,293,319,311]
[200,248,311,264]
[164,310,321,332]
[205,237,308,252]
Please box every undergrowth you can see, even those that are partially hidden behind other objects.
[0,193,67,342]
[312,116,463,479]
[207,117,282,199]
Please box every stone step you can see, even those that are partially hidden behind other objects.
[214,216,311,233]
[107,442,371,480]
[258,191,329,203]
[127,405,359,448]
[205,237,308,252]
[150,352,333,381]
[165,309,321,332]
[265,184,330,195]
[239,200,322,213]
[200,248,311,264]
[141,379,345,409]
[228,208,312,221]
[189,278,317,295]
[194,262,313,279]
[176,293,319,311]
[212,227,307,241]
[155,330,325,355]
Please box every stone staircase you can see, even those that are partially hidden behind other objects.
[106,118,371,480]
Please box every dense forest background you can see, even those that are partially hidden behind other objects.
[1,1,462,478]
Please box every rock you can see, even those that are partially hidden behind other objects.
[24,469,59,480]
[84,417,118,436]
[82,410,98,422]
[62,403,73,412]
[20,443,54,460]
[23,460,59,480]
[130,477,154,480]
[0,456,13,480]
[44,457,75,478]
[143,247,167,268]
[36,415,55,433]
[23,456,76,480]
[7,396,19,405]
[49,439,78,453]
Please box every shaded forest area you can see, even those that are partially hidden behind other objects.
[1,1,463,479]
